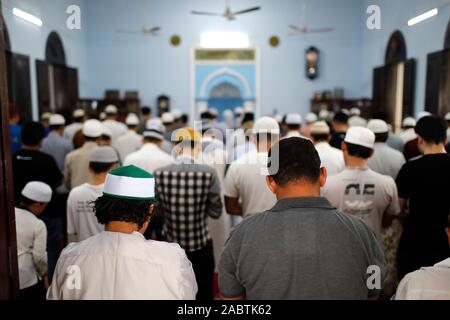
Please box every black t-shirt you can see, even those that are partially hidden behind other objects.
[329,132,346,150]
[13,149,63,204]
[396,153,450,238]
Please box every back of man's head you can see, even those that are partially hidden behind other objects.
[21,122,45,146]
[333,112,349,126]
[141,107,152,117]
[415,116,447,145]
[268,137,321,186]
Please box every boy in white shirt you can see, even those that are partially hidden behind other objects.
[67,146,119,242]
[15,181,52,300]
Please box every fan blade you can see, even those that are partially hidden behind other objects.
[233,7,261,15]
[306,28,334,33]
[148,27,161,33]
[191,11,223,16]
[289,25,302,31]
[116,29,143,34]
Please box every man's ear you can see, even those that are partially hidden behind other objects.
[341,142,347,152]
[149,204,155,216]
[265,176,277,194]
[319,167,328,188]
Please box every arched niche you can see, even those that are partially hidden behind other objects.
[45,31,66,65]
[385,31,407,64]
[444,19,450,49]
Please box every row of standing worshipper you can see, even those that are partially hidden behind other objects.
[11,105,450,300]
[15,119,449,300]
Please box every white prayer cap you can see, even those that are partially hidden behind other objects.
[21,181,52,203]
[367,119,389,134]
[146,118,165,131]
[209,108,219,117]
[73,109,86,118]
[350,108,361,116]
[99,112,106,121]
[341,109,350,115]
[101,126,112,138]
[285,113,302,125]
[125,113,140,126]
[143,125,165,141]
[104,165,155,200]
[305,113,318,124]
[105,105,118,114]
[234,107,244,115]
[402,117,416,127]
[310,121,330,135]
[348,116,367,128]
[417,111,431,120]
[83,119,103,138]
[49,114,66,126]
[161,112,174,124]
[244,102,254,113]
[172,109,183,119]
[344,127,375,149]
[41,112,52,121]
[318,110,329,120]
[445,112,450,121]
[253,117,280,135]
[89,146,119,163]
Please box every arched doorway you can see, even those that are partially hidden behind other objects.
[207,82,244,115]
[445,19,450,49]
[45,31,66,65]
[385,30,407,65]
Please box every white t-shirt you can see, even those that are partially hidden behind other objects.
[47,231,197,300]
[67,183,105,242]
[124,143,174,174]
[15,208,47,289]
[224,150,277,217]
[321,167,400,239]
[314,142,345,176]
[116,130,143,161]
[395,258,450,300]
[368,143,406,179]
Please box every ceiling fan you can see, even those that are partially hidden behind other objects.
[191,0,260,21]
[289,1,333,35]
[116,26,161,36]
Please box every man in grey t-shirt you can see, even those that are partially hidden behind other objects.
[219,137,386,300]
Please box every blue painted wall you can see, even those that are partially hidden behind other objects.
[84,0,365,117]
[2,0,89,120]
[361,0,450,116]
[4,0,450,120]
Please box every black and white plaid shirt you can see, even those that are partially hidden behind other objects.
[154,155,223,252]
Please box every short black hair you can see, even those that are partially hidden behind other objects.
[415,116,447,145]
[311,133,329,142]
[141,107,152,116]
[345,142,373,159]
[144,137,162,144]
[21,122,45,146]
[127,125,138,129]
[374,132,389,143]
[180,114,189,124]
[83,135,99,142]
[89,162,116,174]
[268,137,321,186]
[94,195,153,228]
[200,111,213,120]
[20,194,40,207]
[49,125,64,131]
[287,124,301,131]
[372,111,388,122]
[73,116,84,123]
[333,112,349,124]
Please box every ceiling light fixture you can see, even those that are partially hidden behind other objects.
[13,8,43,27]
[408,8,438,26]
[200,32,249,49]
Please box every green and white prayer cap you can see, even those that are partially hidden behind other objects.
[103,165,155,200]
